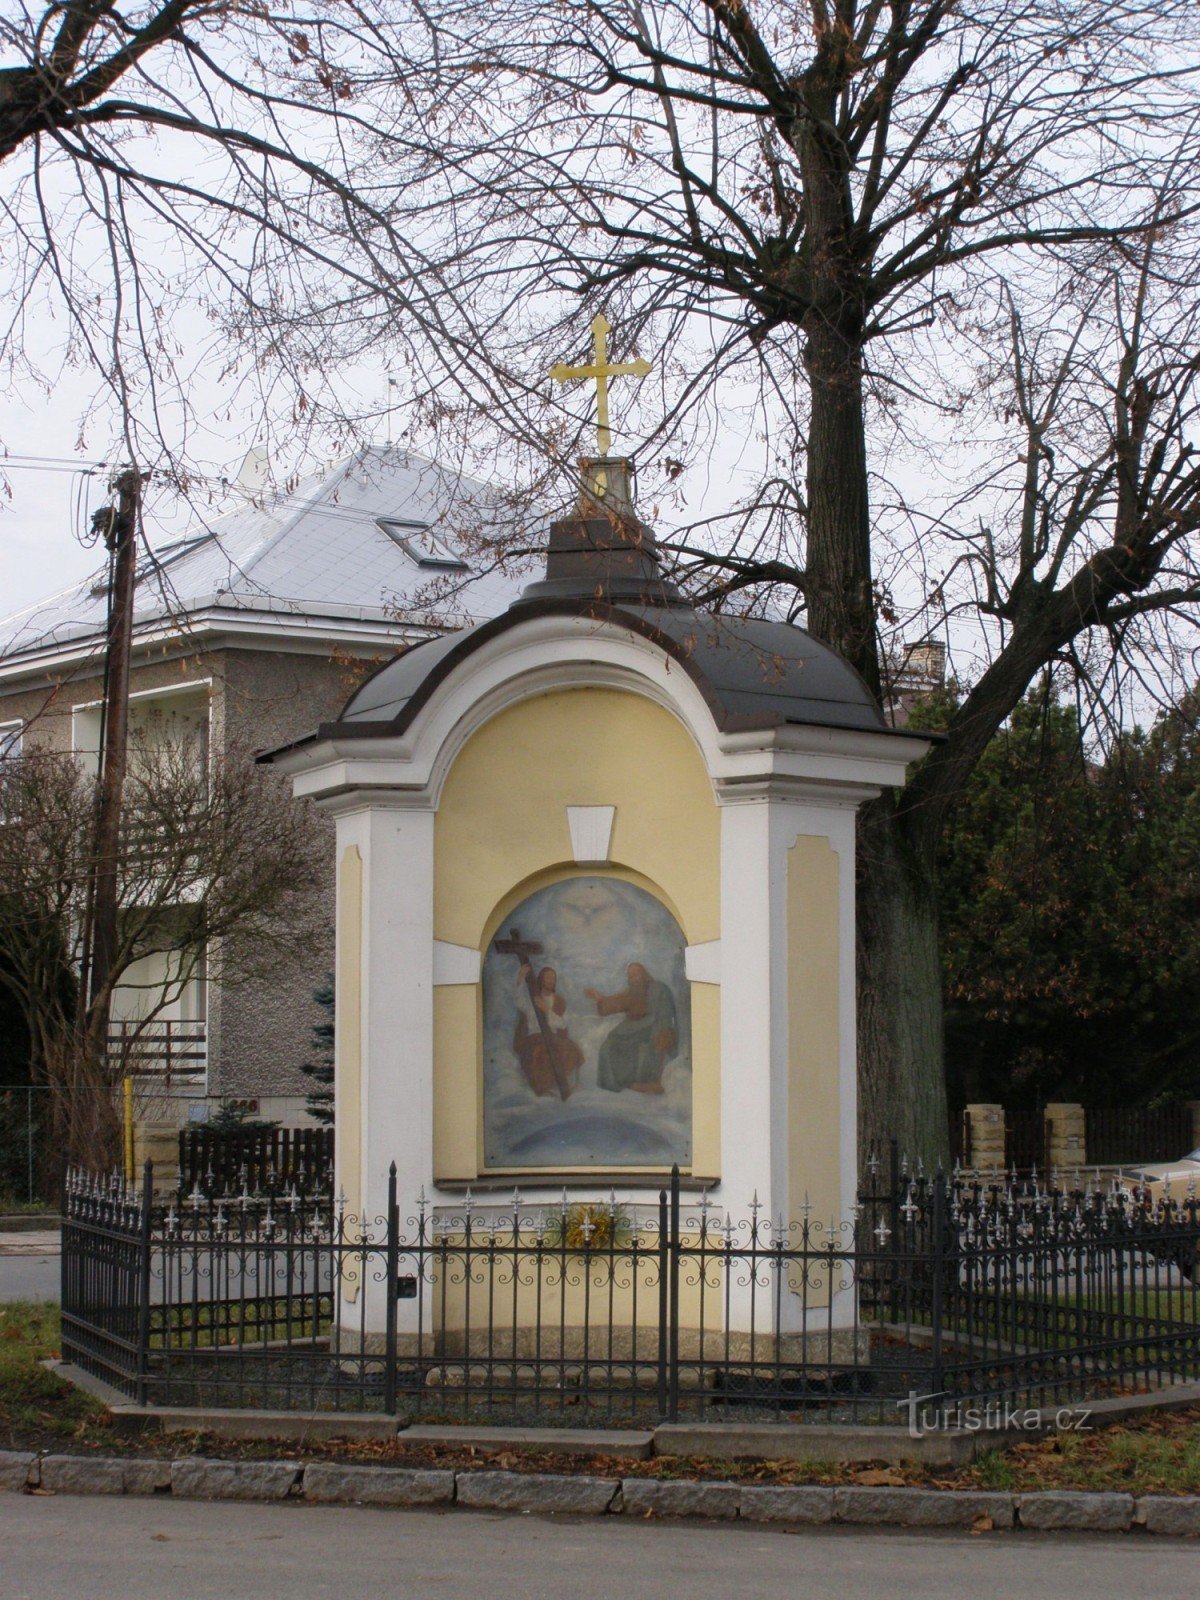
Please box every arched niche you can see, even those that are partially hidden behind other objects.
[480,875,691,1171]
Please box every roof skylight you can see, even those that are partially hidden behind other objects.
[376,518,468,571]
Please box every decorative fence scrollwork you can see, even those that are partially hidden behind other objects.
[61,1148,1200,1426]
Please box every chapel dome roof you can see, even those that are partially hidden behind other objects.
[336,595,889,738]
[263,451,908,762]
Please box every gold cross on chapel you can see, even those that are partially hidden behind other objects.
[550,314,651,457]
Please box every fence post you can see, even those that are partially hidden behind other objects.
[135,1159,154,1407]
[58,1163,70,1344]
[26,1086,35,1205]
[384,1162,399,1415]
[668,1164,681,1424]
[656,1183,669,1419]
[929,1171,946,1408]
[888,1139,901,1322]
[1045,1104,1086,1171]
[963,1105,1004,1174]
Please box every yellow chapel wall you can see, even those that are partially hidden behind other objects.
[787,834,843,1232]
[431,686,720,1181]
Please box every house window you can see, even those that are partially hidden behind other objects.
[376,519,469,571]
[0,721,22,760]
[72,683,210,779]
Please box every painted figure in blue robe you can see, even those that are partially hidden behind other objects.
[585,962,678,1094]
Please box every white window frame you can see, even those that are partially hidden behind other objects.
[376,517,469,571]
[71,678,212,775]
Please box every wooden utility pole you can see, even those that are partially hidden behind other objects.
[86,467,143,1026]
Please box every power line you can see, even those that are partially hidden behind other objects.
[1,451,109,467]
[0,460,107,476]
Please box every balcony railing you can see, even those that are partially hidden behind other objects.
[119,816,207,889]
[106,1019,207,1087]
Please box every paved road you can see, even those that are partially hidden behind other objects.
[0,1497,1191,1600]
[0,1236,59,1303]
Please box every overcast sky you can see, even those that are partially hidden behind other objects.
[3,421,113,618]
[0,367,370,620]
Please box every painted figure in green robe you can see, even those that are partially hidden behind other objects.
[585,962,679,1094]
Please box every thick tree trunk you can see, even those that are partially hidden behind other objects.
[799,294,947,1166]
[803,318,879,700]
[855,794,949,1174]
[798,293,948,1166]
[792,123,947,1164]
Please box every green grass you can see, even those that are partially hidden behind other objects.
[943,1287,1200,1361]
[0,1301,107,1445]
[969,1417,1200,1495]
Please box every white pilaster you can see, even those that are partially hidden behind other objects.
[717,797,778,1338]
[788,801,859,1336]
[337,802,435,1333]
[718,790,860,1333]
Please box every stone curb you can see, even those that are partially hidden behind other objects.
[1,1449,1198,1533]
[833,1487,1014,1528]
[0,1452,37,1492]
[455,1471,621,1515]
[1136,1496,1200,1536]
[622,1479,741,1520]
[1016,1491,1136,1532]
[303,1464,455,1507]
[171,1458,302,1502]
[740,1485,837,1524]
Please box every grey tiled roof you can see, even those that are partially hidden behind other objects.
[335,599,891,739]
[0,446,535,664]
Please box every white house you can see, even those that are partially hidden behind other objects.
[0,446,527,1121]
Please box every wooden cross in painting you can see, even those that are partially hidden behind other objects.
[492,927,572,1099]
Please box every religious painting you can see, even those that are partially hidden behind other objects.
[482,877,691,1169]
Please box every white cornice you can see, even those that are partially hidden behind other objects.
[0,607,432,688]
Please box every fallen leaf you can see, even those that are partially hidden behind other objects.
[971,1514,994,1535]
[852,1468,905,1487]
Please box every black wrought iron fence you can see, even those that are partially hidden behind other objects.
[60,1153,1200,1428]
[60,1172,153,1402]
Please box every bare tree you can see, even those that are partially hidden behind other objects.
[337,0,1200,1162]
[0,1,455,474]
[0,734,323,1170]
[6,2,1200,1161]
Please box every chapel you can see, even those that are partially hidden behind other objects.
[270,336,930,1344]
